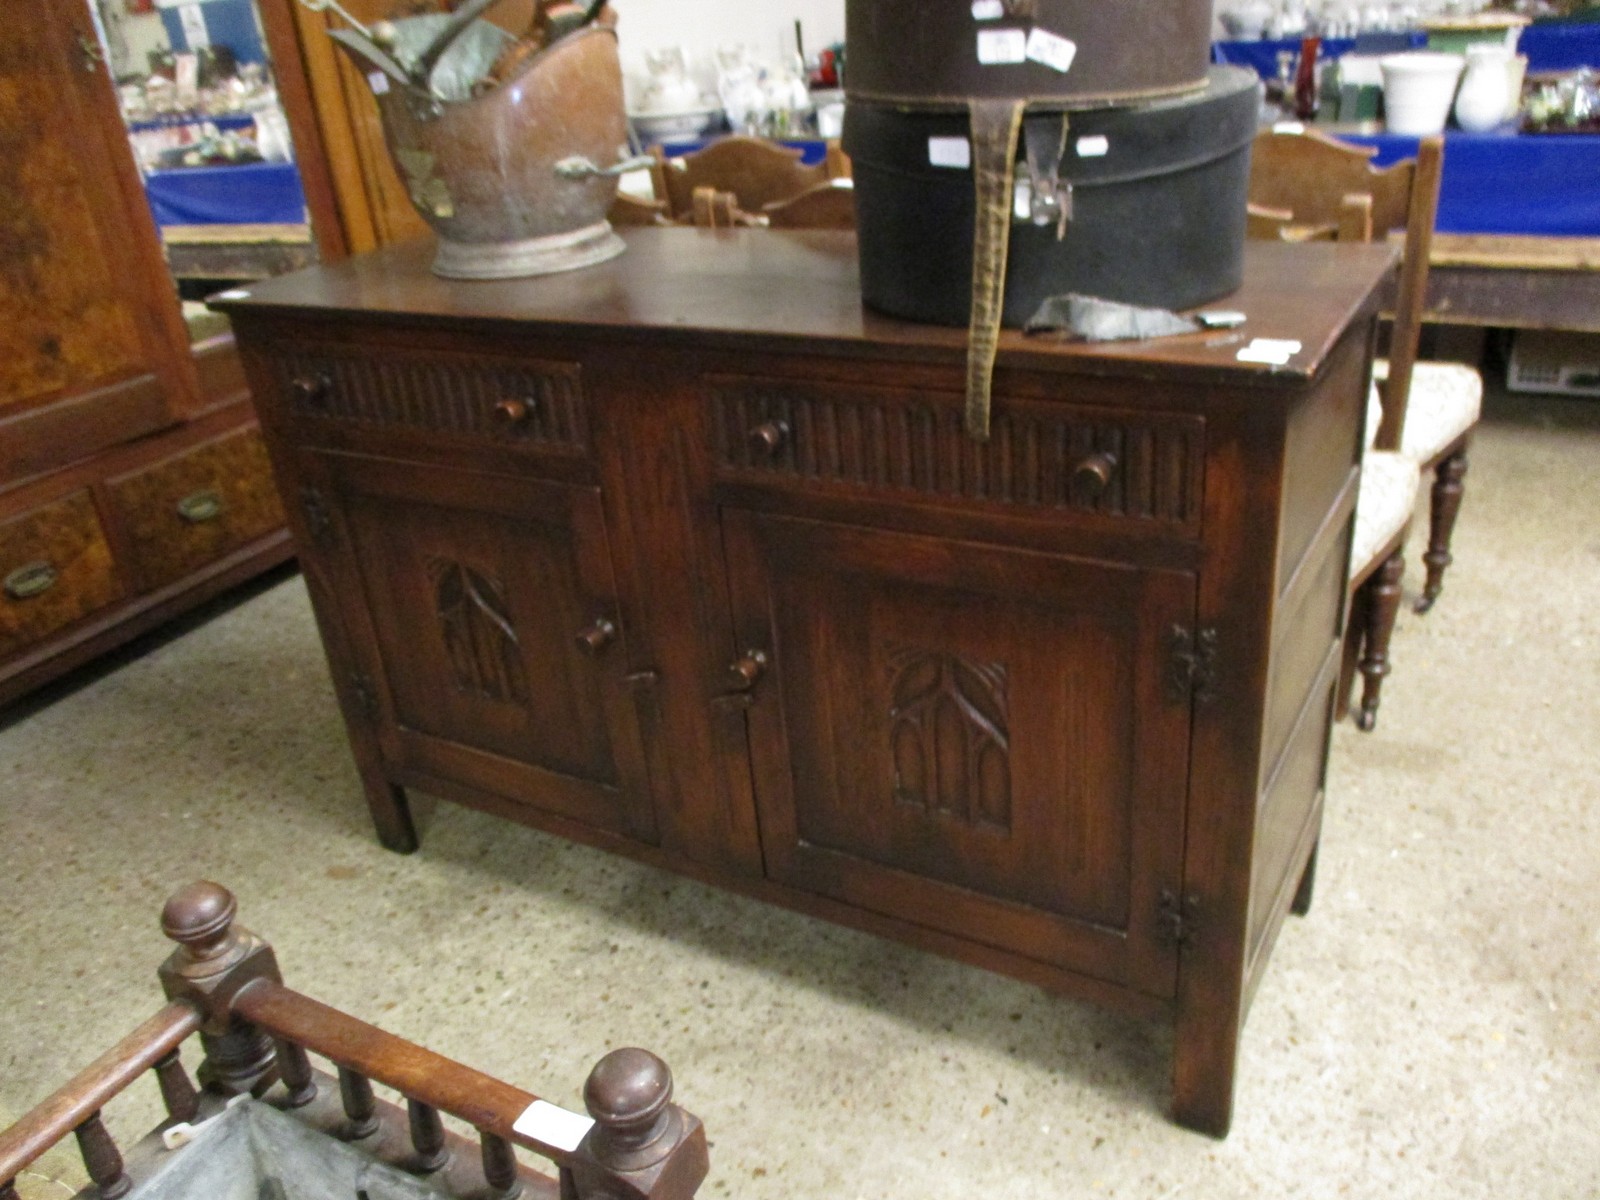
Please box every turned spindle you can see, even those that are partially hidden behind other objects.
[479,1132,522,1200]
[153,1049,199,1123]
[407,1100,449,1172]
[74,1112,130,1200]
[274,1039,317,1108]
[337,1067,379,1140]
[158,883,279,1093]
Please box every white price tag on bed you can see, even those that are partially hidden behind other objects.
[1237,338,1303,365]
[928,136,973,169]
[977,28,1028,64]
[513,1100,595,1152]
[1025,28,1077,74]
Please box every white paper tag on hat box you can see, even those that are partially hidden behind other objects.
[1025,29,1078,74]
[928,137,973,170]
[971,0,1004,19]
[977,28,1027,64]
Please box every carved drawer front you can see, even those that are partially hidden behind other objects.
[0,492,123,659]
[106,429,286,594]
[709,377,1206,534]
[270,346,590,457]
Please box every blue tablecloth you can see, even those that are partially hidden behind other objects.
[1216,23,1600,75]
[1520,21,1600,72]
[145,161,308,227]
[1337,130,1600,236]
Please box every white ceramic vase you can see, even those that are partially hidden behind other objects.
[1381,51,1466,136]
[1453,44,1514,132]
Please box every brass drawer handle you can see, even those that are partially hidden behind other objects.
[748,420,790,456]
[290,372,332,408]
[4,560,58,601]
[494,397,536,427]
[575,617,616,654]
[726,649,768,691]
[176,489,225,523]
[1071,451,1119,497]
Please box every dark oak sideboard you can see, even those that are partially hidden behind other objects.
[215,230,1396,1136]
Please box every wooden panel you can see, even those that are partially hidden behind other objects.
[0,6,189,424]
[312,451,657,845]
[726,509,1194,997]
[710,377,1205,535]
[268,345,591,457]
[1276,329,1368,591]
[0,491,122,658]
[1250,656,1339,964]
[107,429,286,594]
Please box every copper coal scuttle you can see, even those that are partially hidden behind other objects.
[309,0,643,278]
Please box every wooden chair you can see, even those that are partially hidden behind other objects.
[649,135,828,223]
[1251,128,1482,616]
[763,179,856,230]
[607,191,669,227]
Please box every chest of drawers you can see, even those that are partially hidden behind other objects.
[217,230,1395,1136]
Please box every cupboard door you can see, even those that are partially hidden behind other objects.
[724,511,1194,997]
[0,6,195,481]
[310,451,657,844]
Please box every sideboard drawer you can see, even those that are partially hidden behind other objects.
[106,428,286,593]
[266,345,592,460]
[707,375,1206,537]
[0,491,124,659]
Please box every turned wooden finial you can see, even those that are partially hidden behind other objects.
[583,1048,675,1170]
[160,882,238,964]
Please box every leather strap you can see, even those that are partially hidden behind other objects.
[965,98,1026,442]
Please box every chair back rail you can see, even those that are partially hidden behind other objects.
[1246,128,1445,453]
[0,883,709,1200]
[652,136,828,220]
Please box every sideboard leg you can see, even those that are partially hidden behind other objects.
[364,778,418,853]
[1291,841,1318,917]
[1171,1008,1238,1138]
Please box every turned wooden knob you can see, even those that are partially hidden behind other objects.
[726,649,768,691]
[289,373,330,408]
[584,1048,673,1159]
[494,397,534,427]
[160,881,237,962]
[748,420,790,455]
[1071,451,1118,496]
[576,617,617,654]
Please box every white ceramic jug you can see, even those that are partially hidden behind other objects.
[1453,43,1513,131]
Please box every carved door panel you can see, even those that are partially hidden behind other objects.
[723,511,1195,997]
[309,451,657,844]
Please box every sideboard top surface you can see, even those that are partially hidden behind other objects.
[213,230,1395,385]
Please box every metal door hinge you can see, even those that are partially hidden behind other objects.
[300,487,333,545]
[1166,624,1219,705]
[1158,890,1200,947]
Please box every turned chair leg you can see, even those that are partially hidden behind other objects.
[1416,447,1468,613]
[1356,549,1405,731]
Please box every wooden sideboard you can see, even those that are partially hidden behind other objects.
[216,229,1395,1137]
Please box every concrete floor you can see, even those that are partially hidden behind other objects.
[2,387,1597,1200]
